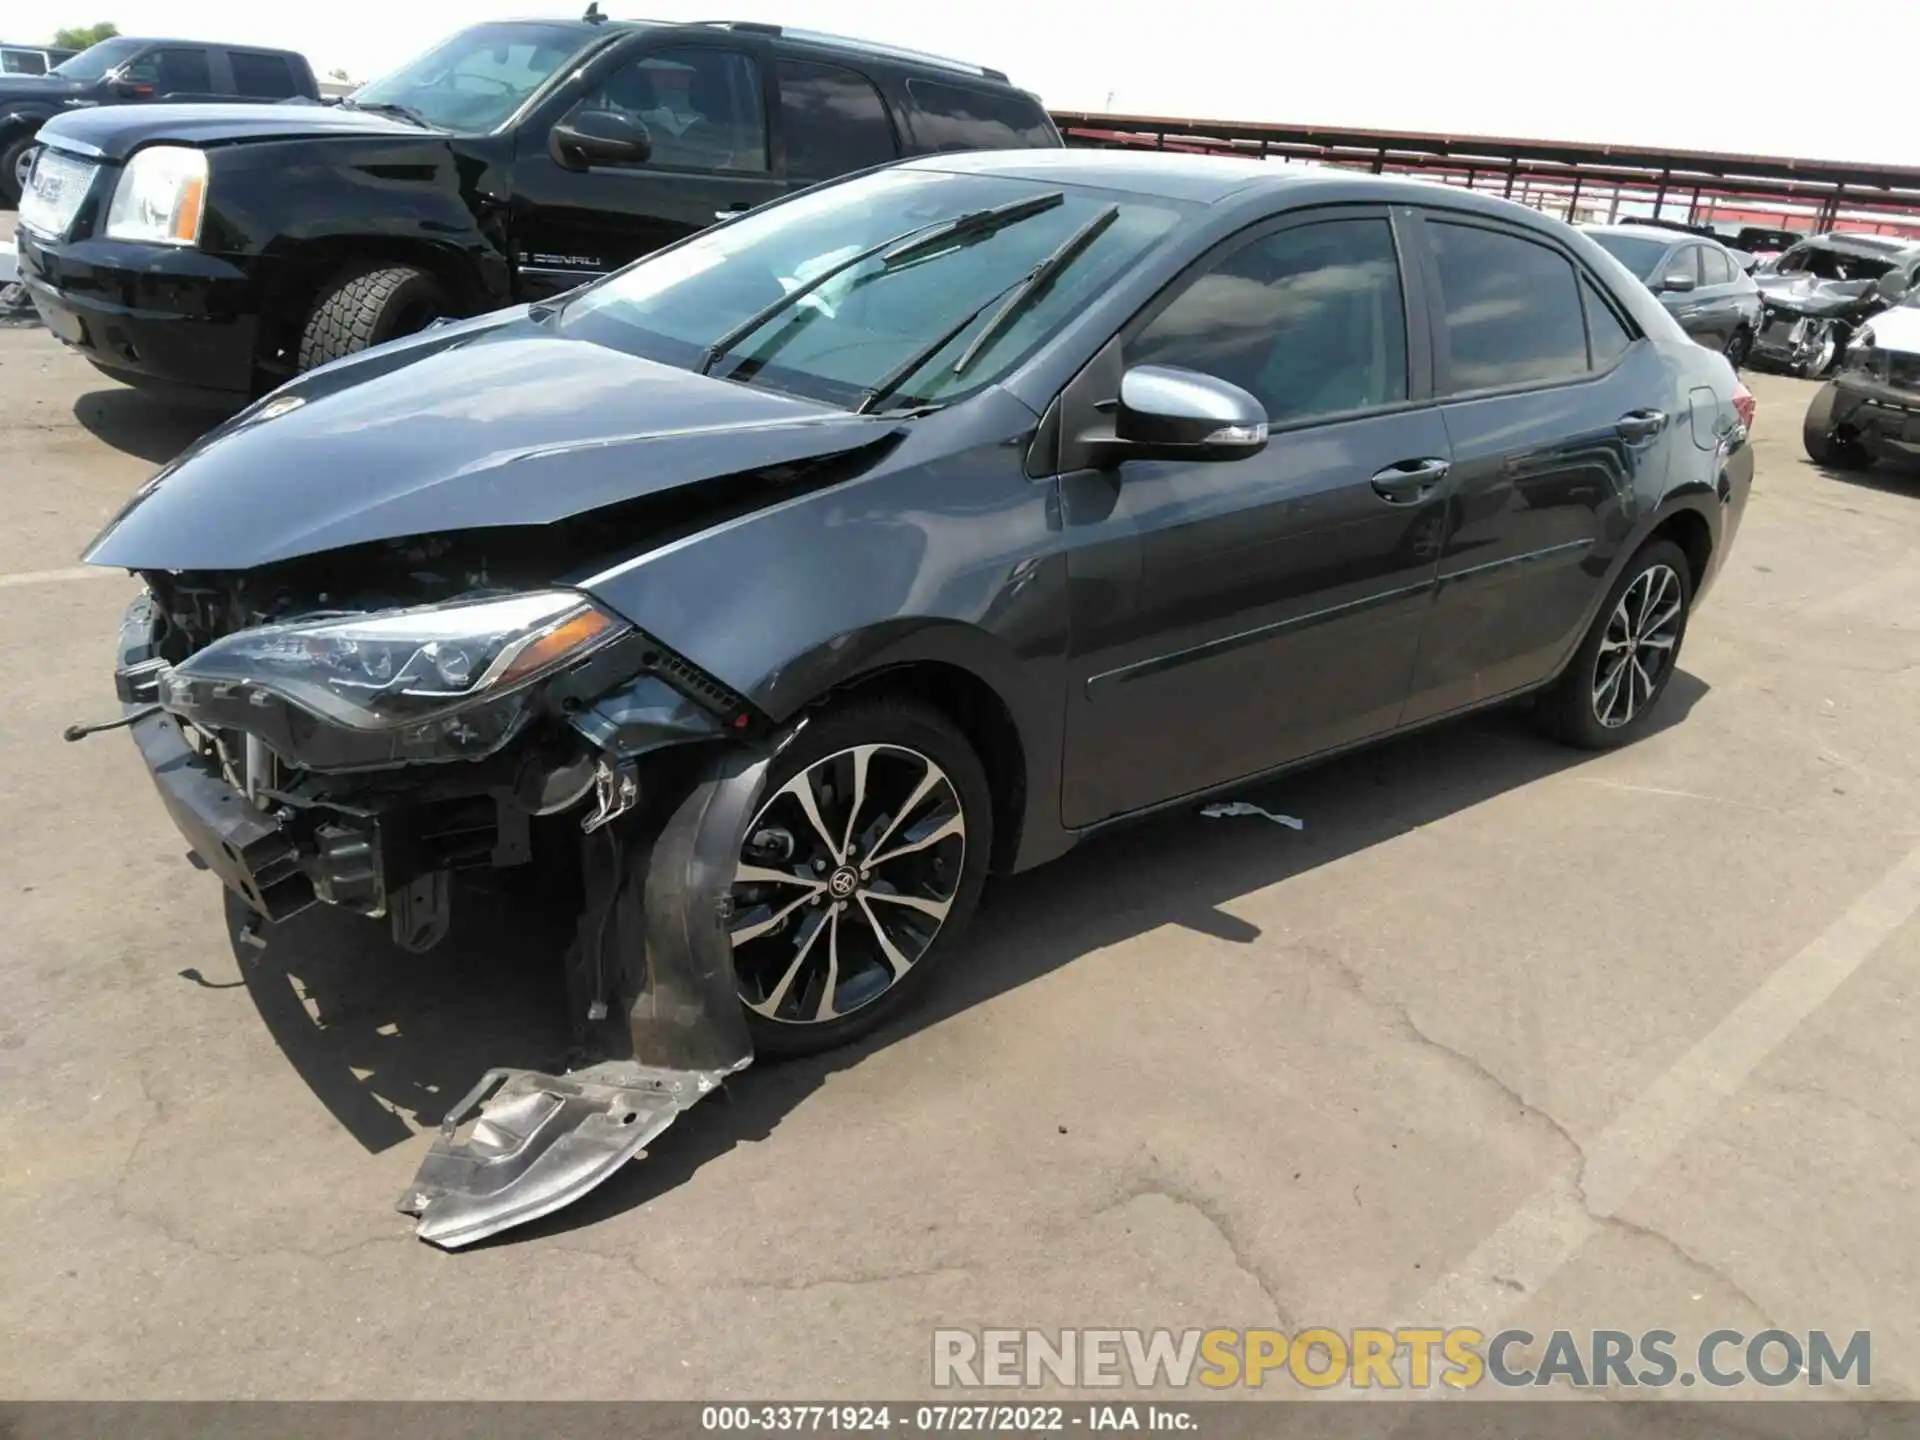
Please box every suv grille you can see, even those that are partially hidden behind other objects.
[17,150,96,239]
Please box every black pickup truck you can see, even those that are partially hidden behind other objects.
[14,12,1059,402]
[1,36,319,203]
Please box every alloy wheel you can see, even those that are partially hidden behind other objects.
[730,743,966,1026]
[1591,563,1683,729]
[1802,323,1837,377]
[13,145,36,198]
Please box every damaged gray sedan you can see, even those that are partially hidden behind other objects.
[77,151,1750,1247]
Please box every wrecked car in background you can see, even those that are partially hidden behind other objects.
[1751,232,1920,377]
[1803,269,1920,470]
[76,152,1751,1247]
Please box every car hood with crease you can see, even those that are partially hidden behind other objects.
[86,307,902,573]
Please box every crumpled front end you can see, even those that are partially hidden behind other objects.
[103,543,777,1247]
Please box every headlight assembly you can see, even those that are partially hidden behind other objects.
[104,146,209,246]
[159,591,628,770]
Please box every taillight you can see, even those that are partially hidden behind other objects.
[1733,380,1756,431]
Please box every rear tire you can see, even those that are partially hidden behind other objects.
[297,264,450,373]
[1802,381,1872,469]
[722,699,993,1059]
[1536,540,1693,751]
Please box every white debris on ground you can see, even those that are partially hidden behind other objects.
[1198,800,1304,830]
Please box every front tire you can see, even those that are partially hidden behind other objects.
[1,131,38,208]
[1802,381,1872,469]
[1723,325,1752,371]
[1537,540,1693,750]
[723,699,992,1058]
[297,264,450,372]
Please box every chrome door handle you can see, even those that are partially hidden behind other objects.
[1370,457,1450,504]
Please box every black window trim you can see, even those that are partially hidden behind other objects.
[1407,207,1646,403]
[1109,202,1436,439]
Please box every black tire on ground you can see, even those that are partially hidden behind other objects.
[1724,325,1752,371]
[297,264,450,372]
[1536,539,1694,751]
[1,131,38,208]
[717,697,994,1059]
[1802,381,1872,469]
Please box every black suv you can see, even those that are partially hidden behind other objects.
[1,36,319,203]
[14,13,1059,401]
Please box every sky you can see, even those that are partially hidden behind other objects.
[29,0,1920,168]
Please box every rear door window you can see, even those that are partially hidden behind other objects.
[904,78,1055,151]
[229,51,299,98]
[776,59,897,183]
[1428,220,1589,392]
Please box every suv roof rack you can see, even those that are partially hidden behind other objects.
[687,21,1009,81]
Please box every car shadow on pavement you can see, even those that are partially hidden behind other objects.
[73,387,230,464]
[214,676,1707,1228]
[1802,456,1919,498]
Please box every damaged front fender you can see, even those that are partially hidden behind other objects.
[400,743,773,1248]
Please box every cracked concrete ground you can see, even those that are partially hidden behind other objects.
[3,226,1918,1401]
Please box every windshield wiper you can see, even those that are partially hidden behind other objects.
[343,99,433,128]
[855,204,1120,416]
[697,190,1066,379]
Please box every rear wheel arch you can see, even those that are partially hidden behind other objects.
[1648,506,1713,594]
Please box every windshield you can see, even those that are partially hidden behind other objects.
[50,37,144,81]
[1773,244,1894,283]
[561,169,1189,412]
[348,22,592,132]
[1586,232,1670,281]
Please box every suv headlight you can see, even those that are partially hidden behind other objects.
[104,145,209,246]
[159,591,628,769]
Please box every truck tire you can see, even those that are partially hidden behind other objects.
[297,264,450,372]
[2,131,39,208]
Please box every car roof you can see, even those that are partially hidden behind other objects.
[1808,231,1919,258]
[907,148,1526,206]
[97,36,306,53]
[493,16,1023,85]
[1583,223,1686,241]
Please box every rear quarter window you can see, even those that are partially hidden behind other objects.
[228,51,299,99]
[904,77,1056,152]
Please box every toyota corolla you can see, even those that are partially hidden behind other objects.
[76,150,1753,1246]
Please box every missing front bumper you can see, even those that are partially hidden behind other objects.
[394,744,771,1247]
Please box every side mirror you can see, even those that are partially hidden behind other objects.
[1658,271,1696,294]
[113,76,156,97]
[1088,365,1268,467]
[1874,271,1910,303]
[550,109,651,171]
